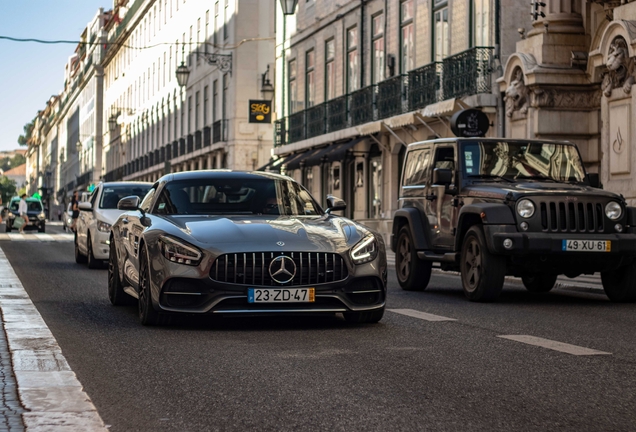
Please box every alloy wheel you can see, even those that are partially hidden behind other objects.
[463,238,482,291]
[397,235,411,281]
[138,252,149,319]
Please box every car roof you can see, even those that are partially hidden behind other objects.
[161,169,293,182]
[406,137,577,150]
[10,197,41,202]
[98,181,153,187]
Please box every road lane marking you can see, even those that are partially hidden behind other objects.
[388,308,457,322]
[0,248,107,430]
[0,233,74,242]
[497,335,611,356]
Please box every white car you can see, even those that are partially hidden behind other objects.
[75,181,152,268]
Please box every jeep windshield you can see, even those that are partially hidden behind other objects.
[460,141,586,183]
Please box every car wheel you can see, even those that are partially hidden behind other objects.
[343,307,385,324]
[522,273,557,293]
[87,235,101,269]
[395,226,432,291]
[108,240,132,306]
[74,233,87,264]
[138,245,163,326]
[38,224,45,233]
[601,262,636,302]
[460,226,506,302]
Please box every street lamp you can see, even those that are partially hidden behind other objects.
[108,115,118,132]
[175,62,190,88]
[280,0,298,15]
[261,65,275,100]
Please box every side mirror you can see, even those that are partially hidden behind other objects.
[433,168,453,186]
[117,195,141,211]
[587,173,602,189]
[78,202,93,212]
[326,195,346,214]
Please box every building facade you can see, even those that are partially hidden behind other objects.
[498,0,636,205]
[102,0,275,183]
[272,0,526,242]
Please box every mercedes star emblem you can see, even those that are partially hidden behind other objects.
[269,256,296,284]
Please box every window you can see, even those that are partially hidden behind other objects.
[372,14,384,84]
[325,39,335,100]
[222,74,228,120]
[197,18,201,61]
[347,27,358,92]
[188,26,193,67]
[214,1,219,45]
[167,103,172,141]
[205,10,210,54]
[224,0,229,40]
[180,99,185,137]
[195,91,200,130]
[434,0,449,61]
[305,50,315,108]
[188,95,192,134]
[289,59,298,113]
[400,1,414,73]
[174,94,178,138]
[473,0,491,47]
[204,85,209,125]
[213,80,218,121]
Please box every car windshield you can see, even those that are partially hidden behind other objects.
[460,141,587,183]
[100,185,152,209]
[9,200,42,212]
[155,176,323,216]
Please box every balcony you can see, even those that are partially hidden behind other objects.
[212,119,228,143]
[274,46,494,147]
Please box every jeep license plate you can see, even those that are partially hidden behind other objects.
[562,240,611,252]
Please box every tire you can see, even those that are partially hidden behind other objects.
[460,226,506,302]
[395,226,432,291]
[344,307,385,324]
[108,240,132,306]
[522,273,557,293]
[74,234,87,264]
[38,224,45,233]
[601,262,636,302]
[138,245,163,326]
[87,235,101,269]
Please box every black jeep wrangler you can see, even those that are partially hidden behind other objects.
[391,138,636,302]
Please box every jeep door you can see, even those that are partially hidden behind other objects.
[401,146,433,243]
[427,145,458,249]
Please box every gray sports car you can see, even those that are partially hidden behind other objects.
[108,170,387,326]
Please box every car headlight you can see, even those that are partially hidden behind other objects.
[516,199,535,218]
[38,212,46,220]
[605,202,622,220]
[350,234,378,265]
[159,236,202,266]
[97,220,112,232]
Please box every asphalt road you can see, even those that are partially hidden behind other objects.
[2,224,636,431]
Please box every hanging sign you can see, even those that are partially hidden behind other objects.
[450,109,490,137]
[248,100,272,123]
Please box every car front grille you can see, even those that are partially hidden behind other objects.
[539,201,604,233]
[210,252,349,286]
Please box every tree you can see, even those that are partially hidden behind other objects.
[9,154,25,168]
[17,120,35,147]
[0,176,17,206]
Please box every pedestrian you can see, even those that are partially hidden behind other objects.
[18,193,28,234]
[70,191,80,232]
[57,208,62,221]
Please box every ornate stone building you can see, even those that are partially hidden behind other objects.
[499,0,636,204]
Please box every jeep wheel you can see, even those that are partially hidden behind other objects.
[601,262,636,302]
[522,274,557,293]
[460,226,506,302]
[395,226,432,291]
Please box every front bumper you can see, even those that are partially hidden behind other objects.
[92,229,111,260]
[489,230,636,255]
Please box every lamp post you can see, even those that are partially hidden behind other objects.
[175,62,191,88]
[261,65,275,100]
[108,115,117,132]
[279,0,298,15]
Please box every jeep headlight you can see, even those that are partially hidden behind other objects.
[159,236,202,266]
[97,220,112,232]
[605,202,622,220]
[350,234,378,264]
[516,199,535,218]
[38,212,46,220]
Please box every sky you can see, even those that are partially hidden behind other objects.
[0,1,110,151]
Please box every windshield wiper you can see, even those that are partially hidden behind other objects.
[466,174,514,183]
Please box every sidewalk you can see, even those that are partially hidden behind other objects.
[385,251,604,291]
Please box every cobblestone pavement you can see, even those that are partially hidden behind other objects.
[0,312,24,432]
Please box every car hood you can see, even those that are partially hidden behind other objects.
[464,182,622,201]
[97,209,127,225]
[157,215,370,253]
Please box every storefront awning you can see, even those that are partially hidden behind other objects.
[281,138,363,171]
[258,153,298,172]
[420,98,461,118]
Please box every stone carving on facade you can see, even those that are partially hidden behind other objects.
[601,36,635,97]
[531,88,602,109]
[504,68,529,117]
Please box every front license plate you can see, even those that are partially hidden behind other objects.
[562,240,611,252]
[248,288,315,303]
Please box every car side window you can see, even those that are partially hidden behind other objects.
[432,147,456,185]
[89,188,99,207]
[401,149,431,197]
[139,187,157,213]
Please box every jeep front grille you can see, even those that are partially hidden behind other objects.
[539,201,604,233]
[210,252,348,286]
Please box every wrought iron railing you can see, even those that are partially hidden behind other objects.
[212,119,227,143]
[274,46,494,146]
[349,86,375,126]
[409,62,442,111]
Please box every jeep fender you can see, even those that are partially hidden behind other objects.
[455,203,516,251]
[391,208,430,252]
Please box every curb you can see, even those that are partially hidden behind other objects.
[0,249,107,431]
